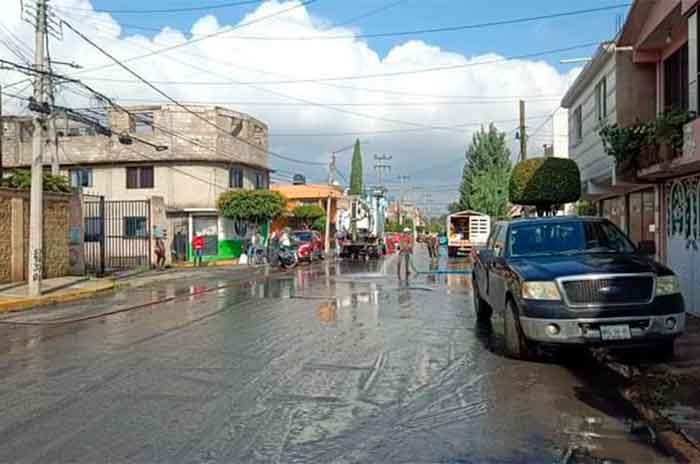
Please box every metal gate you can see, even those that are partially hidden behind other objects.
[83,195,151,275]
[666,177,700,316]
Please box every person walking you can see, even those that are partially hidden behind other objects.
[397,228,416,279]
[425,234,435,259]
[155,237,166,270]
[192,233,205,267]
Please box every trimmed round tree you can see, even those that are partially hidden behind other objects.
[217,190,286,224]
[509,157,581,217]
[292,204,325,229]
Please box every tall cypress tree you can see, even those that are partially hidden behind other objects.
[349,139,363,195]
[459,124,512,219]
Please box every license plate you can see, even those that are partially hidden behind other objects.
[600,324,631,341]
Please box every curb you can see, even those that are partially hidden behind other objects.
[593,350,700,463]
[0,280,116,314]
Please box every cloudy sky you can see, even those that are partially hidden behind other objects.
[0,0,629,212]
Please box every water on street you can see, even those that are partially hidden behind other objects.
[0,252,675,463]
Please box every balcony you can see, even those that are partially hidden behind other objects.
[638,117,700,180]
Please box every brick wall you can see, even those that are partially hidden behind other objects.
[0,188,74,284]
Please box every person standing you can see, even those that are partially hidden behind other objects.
[155,237,166,270]
[397,228,416,279]
[192,233,205,267]
[425,234,435,259]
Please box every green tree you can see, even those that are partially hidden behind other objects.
[311,215,327,232]
[217,190,285,224]
[349,139,363,195]
[459,124,512,219]
[292,204,325,229]
[3,169,71,193]
[447,202,462,214]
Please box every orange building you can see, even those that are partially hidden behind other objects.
[270,183,343,233]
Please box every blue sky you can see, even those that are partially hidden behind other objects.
[88,0,629,71]
[1,0,633,210]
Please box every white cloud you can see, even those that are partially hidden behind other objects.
[0,0,582,210]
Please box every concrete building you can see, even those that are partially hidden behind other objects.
[2,105,271,263]
[269,183,342,234]
[561,0,700,315]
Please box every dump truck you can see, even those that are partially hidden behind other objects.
[447,210,491,257]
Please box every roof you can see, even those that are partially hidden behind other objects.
[270,183,342,199]
[560,42,615,108]
[448,210,489,218]
[499,215,607,226]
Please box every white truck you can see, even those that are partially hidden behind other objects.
[447,210,491,257]
[337,190,387,259]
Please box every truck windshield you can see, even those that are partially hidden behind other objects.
[508,221,636,257]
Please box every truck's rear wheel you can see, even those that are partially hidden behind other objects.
[504,300,537,361]
[448,246,457,258]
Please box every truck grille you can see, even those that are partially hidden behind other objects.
[561,275,654,306]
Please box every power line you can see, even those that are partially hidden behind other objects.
[60,0,319,78]
[53,8,569,101]
[332,0,409,28]
[61,22,328,168]
[61,0,263,15]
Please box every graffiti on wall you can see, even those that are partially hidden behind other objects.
[667,177,700,246]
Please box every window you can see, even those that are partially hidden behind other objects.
[508,221,635,257]
[68,127,80,137]
[70,168,93,188]
[130,112,154,135]
[84,217,102,242]
[124,217,148,238]
[573,106,583,144]
[493,226,507,257]
[595,77,607,121]
[255,171,266,190]
[230,167,244,188]
[126,166,154,189]
[664,43,689,111]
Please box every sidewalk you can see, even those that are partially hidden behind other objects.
[0,277,115,313]
[597,314,700,463]
[0,260,280,314]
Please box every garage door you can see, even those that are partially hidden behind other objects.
[666,178,700,316]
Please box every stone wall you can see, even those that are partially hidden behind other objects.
[0,188,81,284]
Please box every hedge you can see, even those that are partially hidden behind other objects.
[509,157,581,209]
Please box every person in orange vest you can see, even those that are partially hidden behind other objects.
[397,228,416,279]
[192,233,205,267]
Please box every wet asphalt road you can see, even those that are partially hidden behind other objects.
[0,251,675,463]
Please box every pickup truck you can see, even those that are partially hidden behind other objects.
[471,216,685,360]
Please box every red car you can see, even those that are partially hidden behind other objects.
[292,230,324,262]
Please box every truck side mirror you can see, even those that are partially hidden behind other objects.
[638,240,656,257]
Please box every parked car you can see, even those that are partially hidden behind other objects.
[472,216,685,360]
[292,230,324,262]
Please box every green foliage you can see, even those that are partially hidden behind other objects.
[349,139,363,195]
[509,157,581,215]
[577,200,598,216]
[459,124,512,219]
[447,202,462,214]
[292,204,325,228]
[2,169,71,193]
[311,215,326,232]
[600,110,692,171]
[217,189,285,224]
[385,219,412,233]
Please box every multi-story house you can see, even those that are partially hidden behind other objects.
[2,104,271,265]
[561,0,700,316]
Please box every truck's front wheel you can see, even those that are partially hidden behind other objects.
[504,300,537,361]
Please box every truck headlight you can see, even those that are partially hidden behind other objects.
[656,275,681,296]
[522,281,561,301]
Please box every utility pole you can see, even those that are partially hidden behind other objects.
[373,154,392,189]
[0,82,3,182]
[397,175,410,225]
[519,99,527,161]
[28,0,48,296]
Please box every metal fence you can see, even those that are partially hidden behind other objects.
[83,195,151,275]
